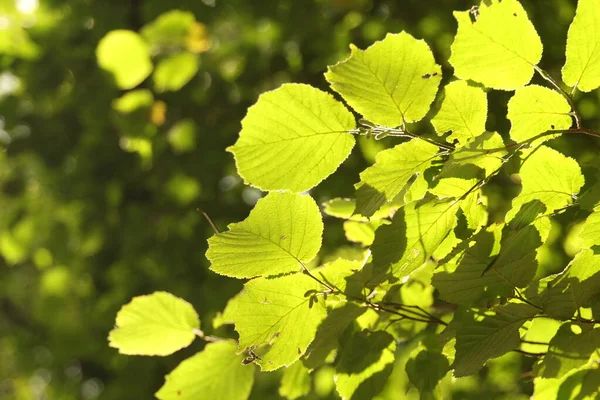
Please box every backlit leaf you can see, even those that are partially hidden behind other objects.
[225,273,327,371]
[97,30,152,89]
[155,341,254,400]
[207,192,323,279]
[507,85,572,144]
[431,80,487,145]
[228,84,355,192]
[449,0,543,90]
[109,292,199,356]
[563,0,600,92]
[326,32,441,126]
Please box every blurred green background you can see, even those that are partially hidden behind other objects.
[1,0,597,399]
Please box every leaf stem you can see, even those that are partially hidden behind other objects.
[534,65,582,129]
[193,328,227,342]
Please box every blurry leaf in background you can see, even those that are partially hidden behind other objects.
[141,10,196,52]
[153,53,200,92]
[97,30,153,89]
[112,89,154,113]
[109,292,200,356]
[168,119,197,153]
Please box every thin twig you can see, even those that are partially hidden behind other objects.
[299,261,335,292]
[198,209,220,234]
[193,328,227,342]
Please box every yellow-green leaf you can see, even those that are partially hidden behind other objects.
[507,85,572,144]
[97,30,153,89]
[326,32,441,126]
[449,0,542,90]
[109,292,199,356]
[431,80,487,145]
[563,0,600,92]
[207,192,323,279]
[228,84,355,192]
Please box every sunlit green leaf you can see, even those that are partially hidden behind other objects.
[225,273,327,371]
[449,0,543,90]
[228,84,355,192]
[97,30,153,89]
[507,85,572,144]
[322,198,393,222]
[355,140,440,217]
[207,192,323,279]
[431,80,487,145]
[279,361,311,400]
[326,32,441,126]
[108,292,199,356]
[155,341,254,400]
[579,209,600,248]
[563,0,600,92]
[506,146,584,222]
[153,53,200,92]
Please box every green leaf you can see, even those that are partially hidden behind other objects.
[207,192,323,279]
[431,80,487,145]
[506,146,584,222]
[507,85,572,144]
[343,220,384,246]
[556,368,600,399]
[452,303,539,377]
[168,119,197,153]
[441,131,506,176]
[534,323,600,379]
[334,330,396,400]
[371,198,459,281]
[325,32,441,126]
[541,249,600,319]
[563,0,600,92]
[322,198,393,221]
[108,292,199,356]
[430,174,487,231]
[141,10,196,49]
[449,0,542,90]
[112,89,154,113]
[225,273,327,371]
[97,30,153,89]
[303,303,365,369]
[228,84,355,192]
[354,140,440,217]
[155,341,254,400]
[279,361,311,400]
[153,53,200,92]
[579,209,600,248]
[405,350,449,396]
[433,225,540,305]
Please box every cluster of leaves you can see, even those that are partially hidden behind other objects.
[110,0,600,398]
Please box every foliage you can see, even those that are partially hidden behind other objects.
[110,0,600,398]
[3,0,600,399]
